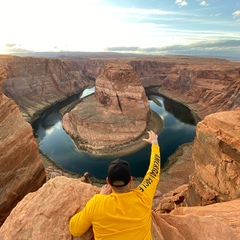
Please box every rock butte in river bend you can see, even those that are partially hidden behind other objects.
[0,54,240,239]
[62,62,161,155]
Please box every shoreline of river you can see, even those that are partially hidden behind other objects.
[39,140,195,193]
[149,86,202,124]
[36,86,196,188]
[39,108,163,184]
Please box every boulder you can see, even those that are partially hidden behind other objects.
[152,198,240,240]
[0,177,98,240]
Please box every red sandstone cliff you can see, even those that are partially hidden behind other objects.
[1,55,239,121]
[0,56,94,121]
[160,60,240,118]
[155,110,240,213]
[185,110,240,206]
[0,55,240,238]
[0,67,46,226]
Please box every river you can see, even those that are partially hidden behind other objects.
[32,88,196,179]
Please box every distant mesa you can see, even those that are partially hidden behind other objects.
[62,62,162,156]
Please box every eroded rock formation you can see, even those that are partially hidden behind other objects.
[0,55,95,121]
[156,110,240,213]
[62,62,160,155]
[0,177,98,240]
[160,60,240,119]
[0,67,46,226]
[185,110,240,206]
[1,53,240,238]
[1,55,239,123]
[152,198,240,240]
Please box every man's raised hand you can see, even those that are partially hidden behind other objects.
[143,130,158,145]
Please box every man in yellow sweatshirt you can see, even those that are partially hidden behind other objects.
[69,130,160,240]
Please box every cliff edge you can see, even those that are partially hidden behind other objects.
[155,110,240,214]
[0,68,46,226]
[0,174,239,240]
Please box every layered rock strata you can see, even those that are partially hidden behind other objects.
[62,62,159,155]
[152,198,240,240]
[156,110,240,212]
[160,61,240,119]
[0,68,46,226]
[0,55,95,121]
[1,55,239,122]
[184,110,240,206]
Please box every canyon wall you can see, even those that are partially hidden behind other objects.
[1,55,239,122]
[0,67,46,226]
[155,110,240,213]
[160,59,240,119]
[0,54,240,238]
[184,110,240,206]
[0,56,97,121]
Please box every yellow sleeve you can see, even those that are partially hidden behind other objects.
[69,197,95,237]
[137,145,160,199]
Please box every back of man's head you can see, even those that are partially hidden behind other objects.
[107,159,131,187]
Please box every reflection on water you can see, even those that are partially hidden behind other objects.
[32,89,196,179]
[163,97,195,125]
[149,95,196,164]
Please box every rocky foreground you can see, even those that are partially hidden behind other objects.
[0,176,240,240]
[156,110,240,215]
[0,55,240,239]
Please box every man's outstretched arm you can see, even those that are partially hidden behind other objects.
[138,131,160,198]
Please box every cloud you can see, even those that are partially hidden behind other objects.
[200,1,209,7]
[5,47,34,53]
[164,40,240,53]
[5,43,17,48]
[105,47,140,51]
[105,40,240,59]
[175,0,188,7]
[232,10,240,18]
[8,39,240,59]
[188,39,240,48]
[3,43,34,53]
[158,40,240,58]
[210,13,221,17]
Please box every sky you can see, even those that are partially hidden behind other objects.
[1,0,240,58]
